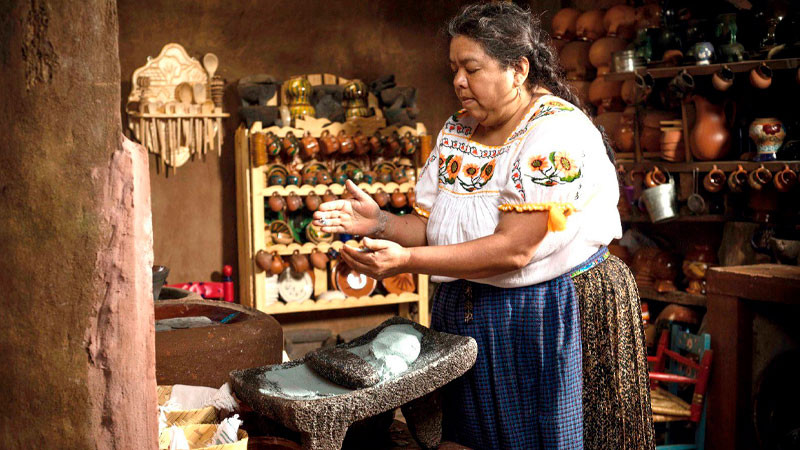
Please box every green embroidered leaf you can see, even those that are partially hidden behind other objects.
[548,151,556,164]
[559,169,582,183]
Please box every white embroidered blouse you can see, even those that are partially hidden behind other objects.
[413,95,622,288]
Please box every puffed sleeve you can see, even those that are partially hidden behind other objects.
[412,130,442,218]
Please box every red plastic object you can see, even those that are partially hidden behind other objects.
[165,265,235,302]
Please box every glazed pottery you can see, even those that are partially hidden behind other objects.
[712,66,734,91]
[372,189,389,208]
[265,132,282,157]
[285,77,316,120]
[644,166,667,188]
[392,167,409,184]
[749,117,785,161]
[282,132,300,158]
[576,9,605,41]
[269,192,286,212]
[604,5,636,40]
[384,132,401,157]
[727,164,748,193]
[353,131,370,155]
[286,170,301,186]
[319,130,340,155]
[336,131,354,155]
[334,262,376,298]
[747,165,773,191]
[750,64,773,89]
[302,171,318,186]
[773,165,797,192]
[362,170,377,185]
[332,170,348,185]
[691,42,715,65]
[589,37,628,70]
[300,133,319,158]
[316,170,332,185]
[689,96,734,161]
[289,250,310,274]
[560,41,595,81]
[255,250,272,272]
[402,132,418,155]
[286,194,303,212]
[369,133,384,156]
[342,79,370,119]
[703,165,726,193]
[305,193,321,211]
[588,77,623,113]
[552,8,581,40]
[382,273,416,295]
[391,190,408,208]
[270,254,285,276]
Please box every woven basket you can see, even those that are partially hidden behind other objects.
[158,385,219,426]
[158,424,248,450]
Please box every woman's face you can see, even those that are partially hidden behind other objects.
[449,35,518,123]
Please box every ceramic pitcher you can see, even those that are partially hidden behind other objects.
[689,95,735,161]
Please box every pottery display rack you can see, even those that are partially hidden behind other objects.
[234,83,430,325]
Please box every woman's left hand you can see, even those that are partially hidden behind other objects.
[339,237,411,280]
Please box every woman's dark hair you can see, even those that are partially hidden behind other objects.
[447,2,616,163]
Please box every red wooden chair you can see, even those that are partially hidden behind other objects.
[648,325,713,450]
[165,265,235,302]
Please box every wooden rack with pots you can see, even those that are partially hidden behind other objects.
[234,120,430,326]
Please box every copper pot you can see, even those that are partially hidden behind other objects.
[576,9,605,41]
[604,5,636,40]
[552,8,581,40]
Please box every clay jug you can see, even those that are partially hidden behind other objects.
[589,37,628,70]
[560,41,595,81]
[604,5,636,40]
[576,9,606,42]
[552,8,581,40]
[689,95,735,161]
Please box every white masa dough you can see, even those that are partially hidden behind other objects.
[348,324,423,380]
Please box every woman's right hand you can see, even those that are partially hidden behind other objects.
[312,180,384,236]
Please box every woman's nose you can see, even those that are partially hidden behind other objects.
[453,69,468,90]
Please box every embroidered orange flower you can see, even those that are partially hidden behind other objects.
[528,155,549,172]
[480,159,496,182]
[463,163,480,178]
[446,155,463,179]
[552,151,580,180]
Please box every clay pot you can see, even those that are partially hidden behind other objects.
[301,133,319,158]
[316,170,332,185]
[281,132,300,158]
[286,170,301,186]
[353,131,370,156]
[659,129,684,162]
[337,130,354,155]
[560,41,594,81]
[362,170,377,184]
[589,37,628,70]
[774,165,797,192]
[552,8,581,40]
[703,165,726,193]
[641,110,677,154]
[594,112,623,150]
[620,79,638,105]
[662,49,684,66]
[270,253,285,276]
[668,70,695,100]
[305,193,321,211]
[402,132,418,155]
[377,170,393,184]
[589,77,623,113]
[286,194,303,212]
[384,132,402,157]
[268,192,286,212]
[615,108,635,152]
[309,249,329,270]
[576,9,605,42]
[368,133,383,155]
[319,130,340,155]
[373,189,389,208]
[255,250,272,272]
[322,190,337,203]
[391,190,407,208]
[289,250,309,274]
[392,167,409,184]
[406,188,416,206]
[749,117,785,162]
[689,96,734,161]
[712,66,734,92]
[644,166,668,188]
[265,132,282,157]
[332,170,348,185]
[727,164,748,193]
[748,165,773,191]
[604,5,636,40]
[302,171,318,186]
[750,63,773,89]
[634,72,654,98]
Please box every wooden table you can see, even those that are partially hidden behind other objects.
[706,264,800,450]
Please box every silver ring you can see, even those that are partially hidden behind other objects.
[319,218,328,226]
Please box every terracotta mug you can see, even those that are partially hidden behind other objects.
[406,188,416,206]
[773,165,797,192]
[286,193,303,212]
[369,132,385,156]
[255,250,271,272]
[353,131,370,156]
[644,166,667,188]
[286,169,301,186]
[727,164,748,193]
[319,130,340,155]
[268,192,286,212]
[300,132,319,158]
[309,249,329,270]
[748,165,772,190]
[384,132,402,157]
[282,132,300,158]
[305,193,322,211]
[392,167,409,184]
[322,190,337,204]
[265,132,282,157]
[750,63,773,89]
[289,250,310,274]
[712,66,734,92]
[302,171,318,186]
[372,189,389,207]
[391,189,408,208]
[634,72,655,97]
[337,130,354,155]
[270,253,285,276]
[703,165,726,193]
[402,132,418,155]
[316,169,333,185]
[668,69,695,99]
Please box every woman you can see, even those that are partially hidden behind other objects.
[313,3,654,449]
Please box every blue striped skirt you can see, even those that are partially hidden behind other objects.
[431,247,610,449]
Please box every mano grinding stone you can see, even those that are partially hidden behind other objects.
[306,347,380,389]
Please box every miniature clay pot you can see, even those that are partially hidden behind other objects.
[712,66,734,92]
[302,171,318,186]
[589,77,623,113]
[662,49,684,66]
[373,189,389,207]
[644,166,668,188]
[269,192,286,212]
[552,8,581,40]
[615,108,635,153]
[402,132,418,155]
[773,165,797,192]
[353,131,370,156]
[301,133,319,158]
[282,132,300,158]
[255,250,272,272]
[286,170,301,186]
[560,41,594,81]
[703,165,726,193]
[749,117,785,162]
[289,250,310,274]
[727,164,748,193]
[286,194,303,212]
[604,5,636,40]
[322,190,337,204]
[384,132,402,157]
[265,132,282,157]
[377,170,393,184]
[748,165,773,191]
[391,190,408,208]
[309,249,329,270]
[392,167,410,184]
[368,133,384,155]
[337,130,354,155]
[319,130,340,155]
[270,253,285,276]
[347,167,364,183]
[589,37,628,70]
[362,170,377,184]
[332,170,348,185]
[750,64,773,89]
[305,193,322,211]
[689,95,734,161]
[406,188,416,206]
[576,9,605,42]
[268,172,286,187]
[317,170,333,185]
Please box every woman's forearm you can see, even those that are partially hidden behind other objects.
[372,211,428,247]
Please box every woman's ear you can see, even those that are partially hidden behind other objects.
[513,56,530,87]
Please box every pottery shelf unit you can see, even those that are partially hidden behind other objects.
[126,43,229,173]
[235,108,431,325]
[637,286,707,308]
[604,58,800,82]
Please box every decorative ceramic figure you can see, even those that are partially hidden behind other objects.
[691,42,715,65]
[689,96,734,161]
[716,13,746,62]
[749,118,785,161]
[285,77,316,120]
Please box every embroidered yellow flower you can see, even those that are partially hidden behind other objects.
[528,155,549,172]
[446,155,463,178]
[463,163,481,178]
[480,159,496,182]
[552,151,579,179]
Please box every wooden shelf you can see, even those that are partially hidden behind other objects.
[604,57,800,81]
[128,111,230,118]
[261,181,415,197]
[617,160,800,173]
[259,240,359,256]
[638,286,707,307]
[621,214,732,224]
[259,292,421,314]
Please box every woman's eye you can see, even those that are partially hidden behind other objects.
[466,68,479,74]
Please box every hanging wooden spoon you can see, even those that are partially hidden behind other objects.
[203,53,219,80]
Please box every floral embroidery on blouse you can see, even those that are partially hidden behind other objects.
[529,100,575,123]
[511,157,525,201]
[444,110,473,137]
[440,154,463,185]
[419,150,437,179]
[441,136,512,159]
[526,151,582,186]
[457,159,497,192]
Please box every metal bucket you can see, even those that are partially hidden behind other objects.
[641,176,677,222]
